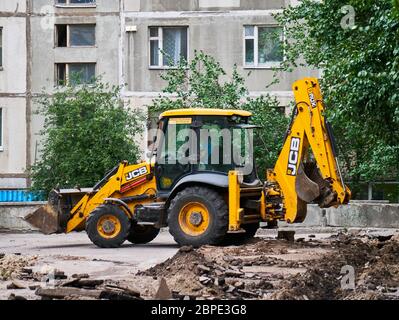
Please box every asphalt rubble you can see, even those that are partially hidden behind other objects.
[1,229,398,300]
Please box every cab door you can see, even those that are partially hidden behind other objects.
[155,117,195,191]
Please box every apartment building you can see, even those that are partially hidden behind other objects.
[0,0,121,189]
[0,0,318,190]
[121,0,315,109]
[0,1,28,189]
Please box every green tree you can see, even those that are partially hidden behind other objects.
[30,80,144,194]
[150,51,289,177]
[276,0,399,195]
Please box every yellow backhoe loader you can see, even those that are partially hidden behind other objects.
[26,78,351,248]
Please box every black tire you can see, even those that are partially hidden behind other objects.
[223,223,260,246]
[127,225,160,244]
[168,186,228,247]
[85,204,130,248]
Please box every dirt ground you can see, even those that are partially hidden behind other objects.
[0,228,398,300]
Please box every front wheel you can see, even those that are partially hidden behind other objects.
[85,205,130,248]
[168,186,228,247]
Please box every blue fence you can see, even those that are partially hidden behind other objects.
[0,190,46,203]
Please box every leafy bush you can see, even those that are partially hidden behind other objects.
[30,80,144,194]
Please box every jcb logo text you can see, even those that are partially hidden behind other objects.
[126,167,148,181]
[287,137,300,176]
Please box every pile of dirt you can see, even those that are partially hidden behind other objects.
[137,232,399,300]
[138,240,325,299]
[272,234,399,300]
[139,246,227,297]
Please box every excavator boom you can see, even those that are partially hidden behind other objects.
[266,78,351,223]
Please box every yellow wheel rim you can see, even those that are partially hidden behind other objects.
[97,215,122,239]
[178,202,210,236]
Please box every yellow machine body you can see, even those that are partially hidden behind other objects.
[65,162,157,233]
[26,78,351,247]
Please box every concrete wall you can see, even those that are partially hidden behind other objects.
[0,0,27,13]
[0,202,44,232]
[295,202,399,229]
[124,12,317,94]
[0,17,27,93]
[30,2,121,93]
[1,201,398,232]
[122,0,319,113]
[0,1,28,188]
[129,0,286,12]
[0,98,27,188]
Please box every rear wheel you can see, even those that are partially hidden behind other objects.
[127,225,160,244]
[86,205,130,248]
[168,186,228,247]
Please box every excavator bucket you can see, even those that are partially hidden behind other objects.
[295,162,337,207]
[295,163,320,203]
[25,188,91,234]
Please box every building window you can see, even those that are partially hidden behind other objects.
[0,28,3,68]
[244,26,284,68]
[56,63,96,85]
[149,27,188,68]
[56,24,96,47]
[55,0,96,5]
[0,108,3,151]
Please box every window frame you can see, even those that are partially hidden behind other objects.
[0,108,3,151]
[55,0,96,8]
[55,63,97,86]
[0,27,3,70]
[243,25,284,69]
[55,24,96,48]
[148,26,189,69]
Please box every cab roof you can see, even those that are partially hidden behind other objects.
[160,108,252,119]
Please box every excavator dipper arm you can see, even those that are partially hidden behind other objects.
[267,78,351,223]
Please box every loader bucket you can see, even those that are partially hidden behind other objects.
[25,203,60,235]
[25,188,92,234]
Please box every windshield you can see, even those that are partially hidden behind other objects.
[154,115,257,182]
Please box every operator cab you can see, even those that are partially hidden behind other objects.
[152,109,260,192]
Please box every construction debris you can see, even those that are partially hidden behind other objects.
[36,287,103,300]
[6,280,26,290]
[0,254,38,281]
[8,293,27,301]
[34,279,143,301]
[1,230,399,300]
[277,230,296,242]
[138,231,399,300]
[154,278,172,300]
